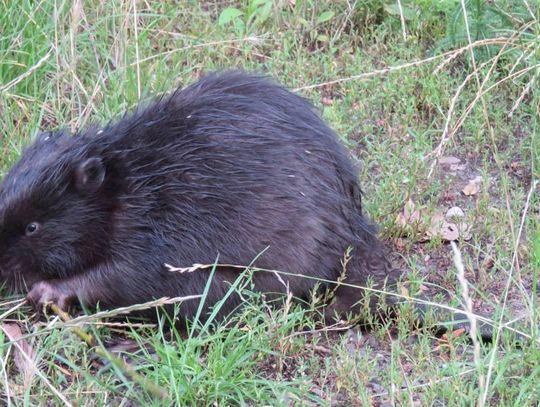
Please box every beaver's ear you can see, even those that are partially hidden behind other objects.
[75,157,105,192]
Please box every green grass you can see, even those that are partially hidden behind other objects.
[1,0,539,405]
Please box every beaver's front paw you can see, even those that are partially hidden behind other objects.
[27,280,74,313]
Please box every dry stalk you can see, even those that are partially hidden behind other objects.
[482,181,538,406]
[396,0,407,41]
[451,241,485,404]
[428,23,534,177]
[0,49,53,94]
[294,38,513,92]
[131,0,141,99]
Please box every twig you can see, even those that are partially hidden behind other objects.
[127,36,265,66]
[0,299,26,320]
[0,49,53,93]
[508,67,538,117]
[396,0,407,41]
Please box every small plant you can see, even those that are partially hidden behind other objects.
[218,0,273,36]
[436,0,534,61]
[290,3,335,46]
[218,0,336,48]
[383,0,459,39]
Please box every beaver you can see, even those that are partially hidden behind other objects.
[0,71,401,324]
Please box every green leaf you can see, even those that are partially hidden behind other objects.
[218,7,244,27]
[317,34,329,42]
[252,2,272,27]
[297,16,309,27]
[383,3,416,20]
[316,10,335,24]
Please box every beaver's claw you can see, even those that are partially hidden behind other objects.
[27,280,73,313]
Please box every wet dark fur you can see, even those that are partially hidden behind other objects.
[0,71,398,323]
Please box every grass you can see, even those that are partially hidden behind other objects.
[0,0,539,405]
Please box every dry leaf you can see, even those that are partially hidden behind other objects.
[480,256,495,273]
[452,327,467,337]
[457,222,473,241]
[393,237,406,250]
[425,212,472,242]
[321,97,333,106]
[462,179,480,196]
[510,161,524,176]
[425,212,459,241]
[1,323,37,390]
[441,327,467,342]
[445,206,465,220]
[399,285,410,298]
[439,157,466,171]
[404,199,420,221]
[396,199,421,228]
[510,161,521,171]
[440,222,460,241]
[439,156,461,166]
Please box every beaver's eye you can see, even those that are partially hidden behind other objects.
[25,222,40,236]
